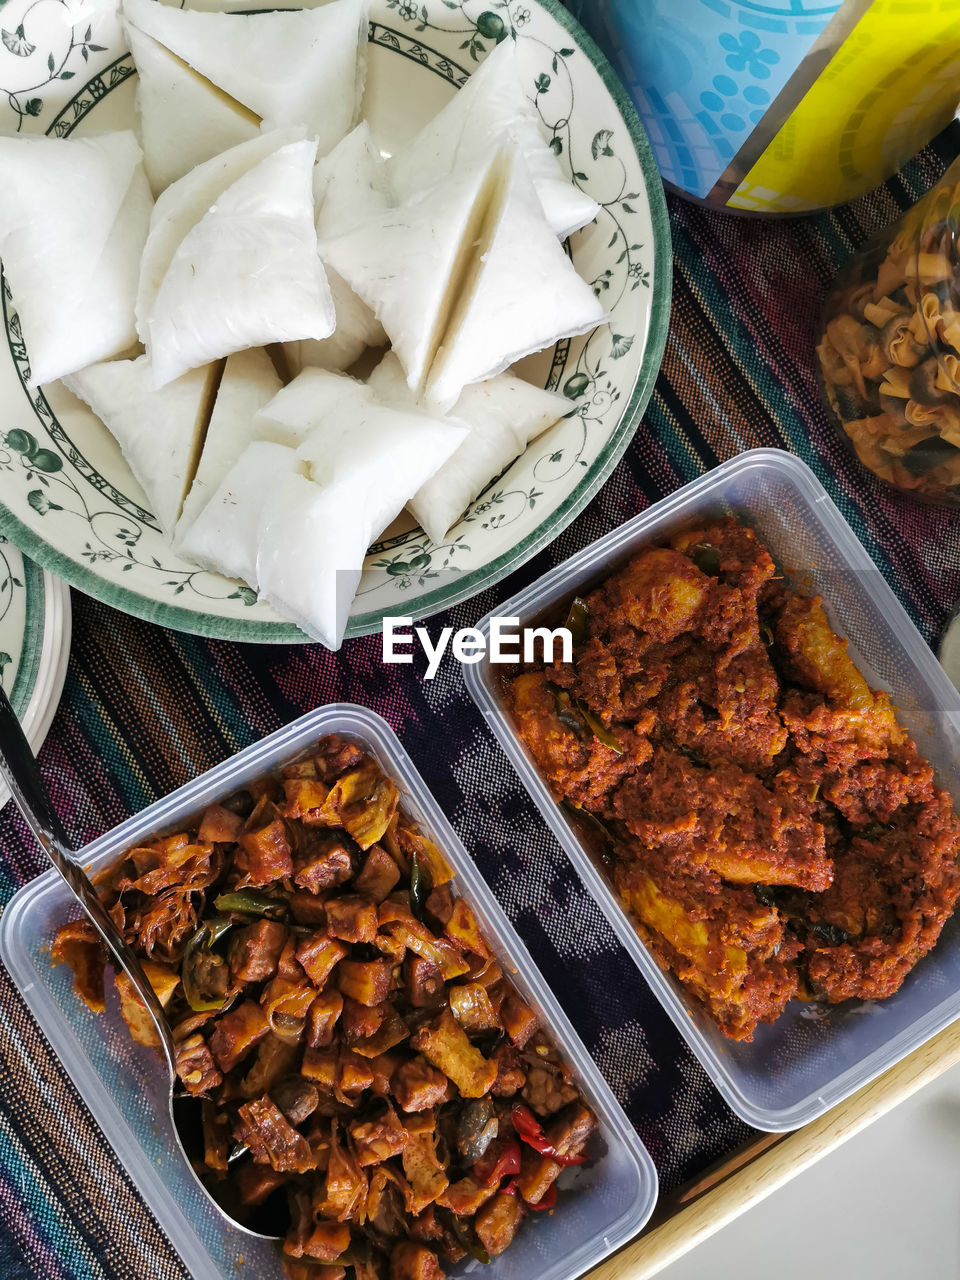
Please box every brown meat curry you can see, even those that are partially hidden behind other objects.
[510,518,960,1041]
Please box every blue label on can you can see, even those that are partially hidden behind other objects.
[574,0,844,198]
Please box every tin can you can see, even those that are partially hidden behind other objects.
[570,0,960,214]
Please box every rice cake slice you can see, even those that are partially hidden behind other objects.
[64,355,222,535]
[126,25,260,196]
[286,125,390,375]
[136,127,305,341]
[425,147,606,411]
[256,383,467,649]
[146,139,335,387]
[177,440,303,587]
[0,131,151,386]
[368,351,568,544]
[321,149,501,396]
[122,0,367,156]
[388,39,599,240]
[256,368,371,446]
[176,347,283,541]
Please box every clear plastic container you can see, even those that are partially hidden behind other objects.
[464,448,960,1132]
[0,704,657,1280]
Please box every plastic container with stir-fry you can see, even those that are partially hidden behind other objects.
[465,449,960,1132]
[0,705,657,1280]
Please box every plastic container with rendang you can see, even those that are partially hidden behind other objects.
[465,448,960,1132]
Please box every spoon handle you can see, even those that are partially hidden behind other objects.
[0,684,176,1075]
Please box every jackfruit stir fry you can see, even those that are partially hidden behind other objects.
[509,518,960,1041]
[53,736,597,1279]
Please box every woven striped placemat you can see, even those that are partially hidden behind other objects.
[0,127,956,1280]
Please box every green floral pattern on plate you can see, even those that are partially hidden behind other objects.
[0,0,670,642]
[0,535,46,719]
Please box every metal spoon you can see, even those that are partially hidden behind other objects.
[0,683,281,1240]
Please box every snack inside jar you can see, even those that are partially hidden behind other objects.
[817,155,960,503]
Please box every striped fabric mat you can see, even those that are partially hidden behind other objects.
[0,130,957,1279]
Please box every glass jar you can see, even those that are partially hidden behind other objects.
[817,154,960,505]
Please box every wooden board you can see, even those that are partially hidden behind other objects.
[588,1018,960,1278]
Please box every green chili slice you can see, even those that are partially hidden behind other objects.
[563,596,590,649]
[182,916,235,1013]
[576,702,623,755]
[807,919,852,947]
[441,1209,491,1265]
[553,690,623,754]
[409,852,428,921]
[690,543,721,576]
[753,883,778,909]
[214,889,288,920]
[555,690,584,736]
[561,801,619,848]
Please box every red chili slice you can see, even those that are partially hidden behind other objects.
[472,1138,521,1187]
[511,1103,554,1155]
[510,1103,588,1167]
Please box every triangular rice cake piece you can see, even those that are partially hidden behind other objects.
[0,131,151,386]
[314,122,393,239]
[425,148,606,411]
[368,351,568,543]
[257,373,467,648]
[286,269,386,376]
[64,355,222,535]
[322,149,500,395]
[146,138,336,386]
[256,468,363,648]
[256,367,372,446]
[123,0,367,155]
[284,125,391,373]
[137,128,304,340]
[176,347,283,540]
[388,39,599,240]
[177,440,302,587]
[126,25,260,196]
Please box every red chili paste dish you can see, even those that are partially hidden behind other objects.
[508,518,960,1042]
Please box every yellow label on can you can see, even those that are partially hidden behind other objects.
[729,0,960,213]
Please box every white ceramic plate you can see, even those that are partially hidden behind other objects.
[0,540,71,807]
[0,538,46,725]
[0,0,670,642]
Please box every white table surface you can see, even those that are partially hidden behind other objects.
[660,1061,960,1280]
